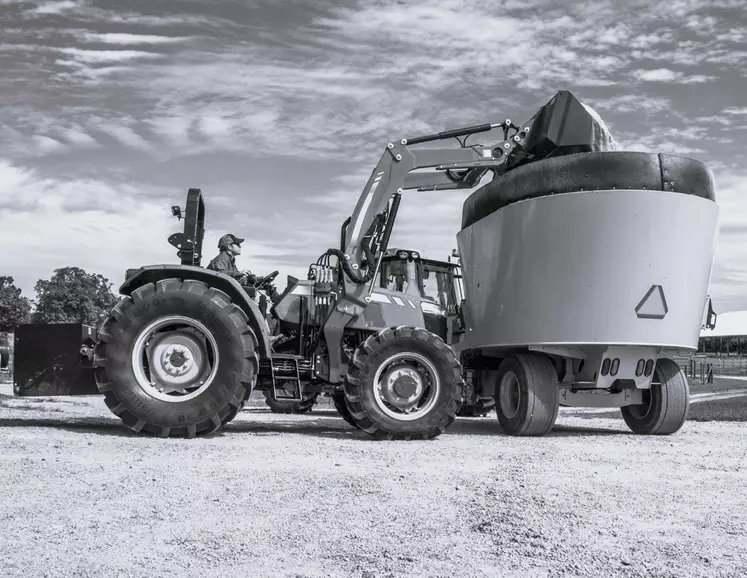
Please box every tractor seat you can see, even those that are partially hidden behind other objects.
[461,151,716,229]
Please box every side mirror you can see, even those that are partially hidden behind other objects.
[171,205,183,220]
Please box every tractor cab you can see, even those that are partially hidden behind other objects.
[378,248,465,342]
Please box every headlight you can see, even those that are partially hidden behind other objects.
[411,251,419,259]
[397,251,408,259]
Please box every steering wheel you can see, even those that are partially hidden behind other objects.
[255,270,279,290]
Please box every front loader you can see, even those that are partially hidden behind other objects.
[13,89,719,439]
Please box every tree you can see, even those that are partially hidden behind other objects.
[0,276,32,332]
[33,267,119,328]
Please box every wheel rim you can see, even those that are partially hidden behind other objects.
[372,352,440,421]
[131,315,219,403]
[499,371,521,419]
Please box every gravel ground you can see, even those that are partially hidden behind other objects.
[1,378,746,578]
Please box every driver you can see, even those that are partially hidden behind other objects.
[207,233,254,284]
[207,232,282,306]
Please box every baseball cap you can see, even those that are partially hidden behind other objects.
[218,233,245,248]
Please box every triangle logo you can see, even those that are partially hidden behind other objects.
[635,285,668,320]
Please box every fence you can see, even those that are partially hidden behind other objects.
[674,357,715,384]
[673,354,747,383]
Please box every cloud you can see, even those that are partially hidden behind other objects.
[31,135,65,153]
[94,122,152,151]
[27,0,80,15]
[57,47,165,65]
[0,160,177,297]
[78,32,190,45]
[60,126,99,147]
[631,68,716,83]
[585,94,673,115]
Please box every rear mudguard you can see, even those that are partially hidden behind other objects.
[120,265,272,359]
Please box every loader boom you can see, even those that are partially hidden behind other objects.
[341,132,520,303]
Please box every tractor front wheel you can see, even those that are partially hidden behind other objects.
[342,326,463,440]
[494,353,559,436]
[93,279,259,438]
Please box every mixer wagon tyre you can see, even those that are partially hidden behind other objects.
[342,326,463,440]
[332,390,360,429]
[93,279,259,438]
[457,399,496,417]
[494,353,560,436]
[621,358,689,435]
[263,391,318,414]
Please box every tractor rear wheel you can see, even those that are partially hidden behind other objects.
[621,358,689,435]
[342,326,463,440]
[93,279,259,438]
[494,353,559,436]
[263,390,318,414]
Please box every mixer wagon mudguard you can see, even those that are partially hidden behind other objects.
[120,265,273,360]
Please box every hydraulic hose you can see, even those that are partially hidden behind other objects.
[321,214,382,285]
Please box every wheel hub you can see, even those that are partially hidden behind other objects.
[147,331,208,392]
[131,316,219,403]
[169,349,188,368]
[381,366,424,411]
[371,352,441,421]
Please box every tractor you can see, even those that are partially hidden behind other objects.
[12,90,719,439]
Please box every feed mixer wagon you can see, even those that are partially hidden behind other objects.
[11,90,719,439]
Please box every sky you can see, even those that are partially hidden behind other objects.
[1,0,746,314]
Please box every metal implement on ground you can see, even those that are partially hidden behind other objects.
[13,90,720,439]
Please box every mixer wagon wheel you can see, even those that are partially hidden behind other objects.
[494,353,559,436]
[331,390,360,429]
[342,326,463,440]
[621,358,689,435]
[93,278,259,438]
[263,390,319,414]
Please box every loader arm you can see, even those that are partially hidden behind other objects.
[340,118,540,302]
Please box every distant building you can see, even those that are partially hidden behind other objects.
[699,310,747,355]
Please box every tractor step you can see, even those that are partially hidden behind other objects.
[270,354,304,402]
